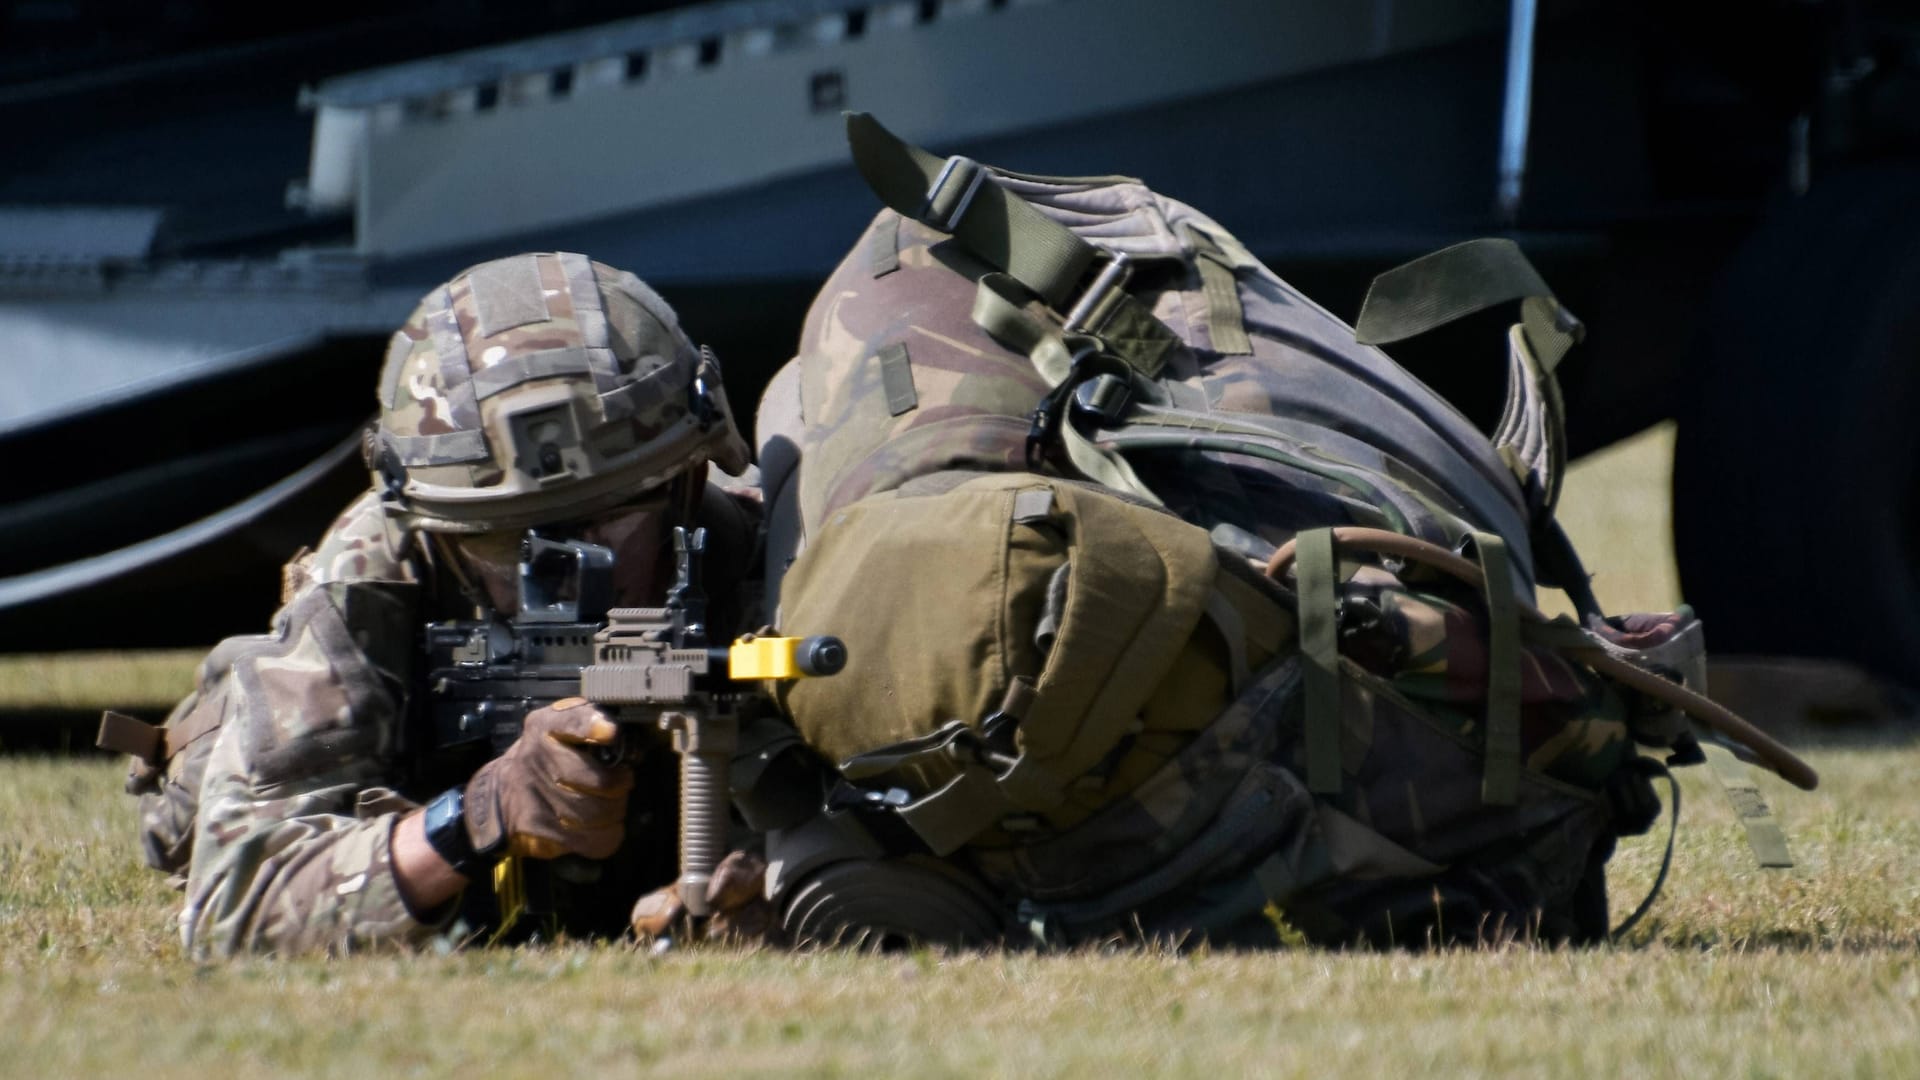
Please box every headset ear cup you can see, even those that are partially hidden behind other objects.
[779,857,1003,950]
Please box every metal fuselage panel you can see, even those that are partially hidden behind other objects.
[327,0,1504,257]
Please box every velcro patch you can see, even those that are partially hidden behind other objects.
[468,254,551,339]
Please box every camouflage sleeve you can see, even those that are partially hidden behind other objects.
[180,492,445,957]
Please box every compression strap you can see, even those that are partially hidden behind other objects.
[1295,528,1344,795]
[844,112,1178,379]
[1473,532,1523,806]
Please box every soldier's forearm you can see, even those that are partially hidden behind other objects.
[183,809,455,957]
[391,808,470,915]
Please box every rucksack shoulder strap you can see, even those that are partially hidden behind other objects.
[845,112,1179,380]
[1355,238,1600,616]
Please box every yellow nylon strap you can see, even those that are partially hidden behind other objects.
[488,855,527,945]
[1296,528,1343,795]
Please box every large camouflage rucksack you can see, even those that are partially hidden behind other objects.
[750,115,1814,948]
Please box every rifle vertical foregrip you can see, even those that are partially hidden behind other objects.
[661,710,737,917]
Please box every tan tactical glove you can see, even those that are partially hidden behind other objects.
[464,698,634,862]
[631,850,780,944]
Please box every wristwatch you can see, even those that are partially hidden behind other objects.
[421,787,498,880]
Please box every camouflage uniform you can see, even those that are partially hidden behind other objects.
[171,493,428,955]
[148,475,758,957]
[134,252,759,957]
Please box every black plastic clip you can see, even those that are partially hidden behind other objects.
[1025,350,1127,469]
[1069,373,1132,427]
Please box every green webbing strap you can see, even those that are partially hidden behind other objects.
[1354,238,1585,374]
[1059,422,1165,508]
[1535,518,1603,624]
[849,112,1090,307]
[844,112,1176,378]
[839,718,1059,856]
[1700,739,1796,868]
[1076,278,1182,377]
[973,273,1076,383]
[971,274,1165,506]
[894,766,1022,857]
[1518,296,1582,377]
[1116,403,1424,535]
[870,213,901,277]
[1185,225,1252,355]
[1517,612,1598,650]
[1473,531,1523,806]
[838,719,977,781]
[877,342,918,416]
[1296,528,1343,795]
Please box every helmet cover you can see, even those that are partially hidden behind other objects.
[371,252,751,532]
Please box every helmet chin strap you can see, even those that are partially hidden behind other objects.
[671,455,710,532]
[426,531,497,617]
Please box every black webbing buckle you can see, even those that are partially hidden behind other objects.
[689,347,722,427]
[1069,373,1132,427]
[920,155,987,233]
[1025,347,1126,468]
[1025,396,1067,469]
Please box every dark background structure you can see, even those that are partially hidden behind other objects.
[1,0,1915,687]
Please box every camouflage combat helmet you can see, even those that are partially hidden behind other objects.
[370,252,751,533]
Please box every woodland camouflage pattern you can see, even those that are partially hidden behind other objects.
[1348,573,1633,790]
[762,167,1659,944]
[776,181,1539,590]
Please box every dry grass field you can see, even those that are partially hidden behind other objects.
[3,422,1917,1078]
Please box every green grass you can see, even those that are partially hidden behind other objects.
[1541,420,1682,618]
[4,422,1917,1077]
[0,649,203,711]
[3,745,1918,1078]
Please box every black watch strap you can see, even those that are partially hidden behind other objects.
[421,787,497,880]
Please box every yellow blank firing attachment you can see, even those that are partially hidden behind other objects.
[728,635,848,681]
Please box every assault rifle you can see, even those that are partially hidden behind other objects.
[421,526,845,916]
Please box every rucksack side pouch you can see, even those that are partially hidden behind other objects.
[776,472,1222,853]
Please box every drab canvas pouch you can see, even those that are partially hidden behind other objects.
[776,472,1225,819]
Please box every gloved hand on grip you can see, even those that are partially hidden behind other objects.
[631,850,780,944]
[464,697,634,862]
